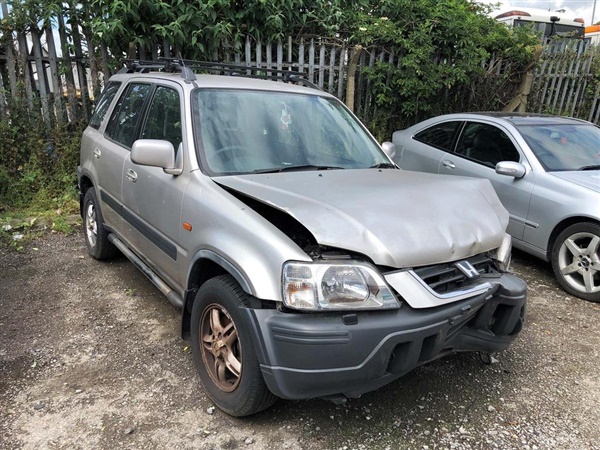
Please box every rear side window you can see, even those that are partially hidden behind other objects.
[89,81,121,129]
[105,83,151,148]
[414,121,461,151]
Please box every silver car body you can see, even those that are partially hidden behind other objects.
[392,113,600,262]
[80,76,511,306]
[78,71,527,405]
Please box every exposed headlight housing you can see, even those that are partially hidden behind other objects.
[490,233,512,272]
[282,261,400,311]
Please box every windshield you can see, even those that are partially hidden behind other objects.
[193,89,390,175]
[516,123,600,171]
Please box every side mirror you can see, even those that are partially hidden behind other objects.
[495,161,526,179]
[131,139,182,175]
[381,141,396,159]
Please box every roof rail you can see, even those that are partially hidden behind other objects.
[118,58,320,90]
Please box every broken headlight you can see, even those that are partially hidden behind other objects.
[490,233,512,272]
[282,261,400,311]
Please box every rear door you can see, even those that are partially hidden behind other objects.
[395,121,463,173]
[99,82,153,243]
[83,81,123,228]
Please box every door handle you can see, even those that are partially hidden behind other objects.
[442,160,456,169]
[126,169,138,183]
[93,148,101,159]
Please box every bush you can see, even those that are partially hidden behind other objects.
[0,98,84,212]
[346,0,539,137]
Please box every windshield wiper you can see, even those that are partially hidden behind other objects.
[578,165,600,171]
[369,162,397,169]
[253,165,345,174]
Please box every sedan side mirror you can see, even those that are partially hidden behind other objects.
[131,139,182,175]
[381,141,396,159]
[496,161,526,179]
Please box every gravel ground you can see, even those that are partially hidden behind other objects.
[1,232,599,450]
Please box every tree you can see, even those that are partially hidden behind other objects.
[344,0,538,133]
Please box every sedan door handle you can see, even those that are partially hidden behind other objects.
[93,148,101,159]
[442,160,456,169]
[126,169,138,183]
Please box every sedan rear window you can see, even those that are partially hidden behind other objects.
[414,121,462,151]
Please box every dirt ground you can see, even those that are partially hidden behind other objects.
[1,231,599,450]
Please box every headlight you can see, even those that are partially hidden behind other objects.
[490,233,512,272]
[282,261,400,311]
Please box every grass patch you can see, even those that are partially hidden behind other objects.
[0,198,81,251]
[0,99,85,251]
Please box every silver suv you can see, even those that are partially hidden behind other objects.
[78,60,527,416]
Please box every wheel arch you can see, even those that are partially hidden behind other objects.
[181,250,255,340]
[547,216,600,258]
[78,174,94,217]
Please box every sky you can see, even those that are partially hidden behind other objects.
[481,0,597,25]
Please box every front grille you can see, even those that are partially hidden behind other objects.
[413,253,497,295]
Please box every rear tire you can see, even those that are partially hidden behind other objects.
[82,188,118,260]
[190,275,277,416]
[551,222,600,302]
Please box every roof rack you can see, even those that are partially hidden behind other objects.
[118,58,320,90]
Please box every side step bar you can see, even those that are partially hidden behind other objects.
[108,234,184,309]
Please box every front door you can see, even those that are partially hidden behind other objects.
[438,121,535,240]
[121,84,188,291]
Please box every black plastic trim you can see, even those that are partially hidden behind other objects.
[244,273,527,400]
[100,189,122,215]
[100,190,177,261]
[121,208,178,260]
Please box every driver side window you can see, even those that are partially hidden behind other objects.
[140,86,182,153]
[455,123,520,168]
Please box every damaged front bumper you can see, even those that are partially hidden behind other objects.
[243,273,526,400]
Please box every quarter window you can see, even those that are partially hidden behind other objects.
[455,123,520,167]
[89,81,121,129]
[414,121,461,151]
[105,83,151,148]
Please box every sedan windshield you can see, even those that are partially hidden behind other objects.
[516,123,600,171]
[193,89,390,175]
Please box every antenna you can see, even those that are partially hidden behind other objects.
[177,53,197,83]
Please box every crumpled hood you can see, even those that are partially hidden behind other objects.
[551,171,600,193]
[215,169,509,268]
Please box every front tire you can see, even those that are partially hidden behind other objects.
[190,275,277,416]
[551,222,600,302]
[82,188,118,260]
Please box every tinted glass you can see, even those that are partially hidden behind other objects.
[516,123,600,171]
[89,81,121,129]
[513,20,584,38]
[455,122,520,167]
[105,83,151,148]
[414,121,461,151]
[194,90,389,175]
[141,86,182,152]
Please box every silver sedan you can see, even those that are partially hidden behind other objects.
[389,113,600,302]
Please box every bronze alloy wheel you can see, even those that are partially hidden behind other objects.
[190,275,277,416]
[200,304,242,392]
